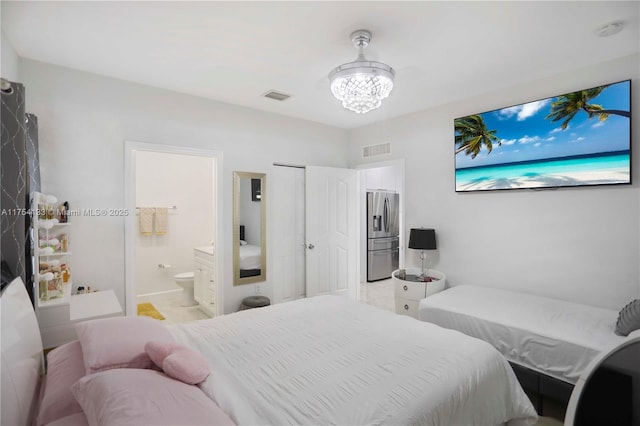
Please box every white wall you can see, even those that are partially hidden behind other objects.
[20,59,348,314]
[348,54,640,310]
[19,53,640,313]
[1,30,19,81]
[135,151,214,296]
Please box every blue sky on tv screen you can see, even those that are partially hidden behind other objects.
[455,80,631,169]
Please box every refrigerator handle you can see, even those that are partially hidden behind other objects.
[383,197,389,233]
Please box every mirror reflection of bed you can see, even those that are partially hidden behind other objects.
[233,171,266,285]
[239,225,261,278]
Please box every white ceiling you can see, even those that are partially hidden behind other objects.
[2,1,639,129]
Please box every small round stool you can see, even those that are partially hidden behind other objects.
[239,295,271,311]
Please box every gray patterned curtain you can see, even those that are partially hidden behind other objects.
[25,113,41,297]
[26,113,41,193]
[1,79,39,301]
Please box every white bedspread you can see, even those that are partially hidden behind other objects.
[239,244,261,270]
[419,285,627,384]
[170,296,537,426]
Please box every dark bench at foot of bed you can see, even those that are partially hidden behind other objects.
[510,362,573,416]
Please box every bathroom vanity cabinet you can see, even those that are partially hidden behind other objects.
[194,246,217,317]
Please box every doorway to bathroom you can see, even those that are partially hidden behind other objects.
[124,141,222,322]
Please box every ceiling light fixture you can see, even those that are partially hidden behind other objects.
[329,29,395,114]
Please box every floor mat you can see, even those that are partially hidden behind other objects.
[137,302,165,320]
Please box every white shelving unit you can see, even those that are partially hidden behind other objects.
[32,192,72,306]
[31,192,123,348]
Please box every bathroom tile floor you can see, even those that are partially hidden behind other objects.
[137,291,209,324]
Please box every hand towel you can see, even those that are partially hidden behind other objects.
[139,208,154,236]
[154,207,168,235]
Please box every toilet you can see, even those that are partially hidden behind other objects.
[174,272,197,307]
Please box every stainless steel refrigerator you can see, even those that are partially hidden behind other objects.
[366,191,399,281]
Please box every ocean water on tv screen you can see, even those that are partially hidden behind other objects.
[455,151,630,191]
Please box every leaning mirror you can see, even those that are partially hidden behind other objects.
[233,171,266,285]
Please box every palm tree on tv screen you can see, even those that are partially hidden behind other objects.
[455,114,500,159]
[546,85,630,130]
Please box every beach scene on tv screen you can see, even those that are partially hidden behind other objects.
[454,80,631,192]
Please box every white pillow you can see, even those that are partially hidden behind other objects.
[75,316,174,375]
[71,369,235,426]
[615,299,640,336]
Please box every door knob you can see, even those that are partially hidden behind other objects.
[307,243,315,250]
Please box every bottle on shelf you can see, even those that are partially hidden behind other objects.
[60,234,68,252]
[61,262,71,283]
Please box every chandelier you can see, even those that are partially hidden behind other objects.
[329,29,395,114]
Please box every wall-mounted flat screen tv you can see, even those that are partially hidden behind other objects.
[454,79,631,192]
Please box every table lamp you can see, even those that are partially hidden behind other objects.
[408,228,437,278]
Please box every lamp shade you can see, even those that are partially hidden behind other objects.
[408,228,436,250]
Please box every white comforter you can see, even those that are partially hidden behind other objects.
[170,296,537,426]
[419,285,626,384]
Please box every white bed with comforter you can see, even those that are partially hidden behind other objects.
[2,277,537,426]
[170,295,537,426]
[418,285,627,385]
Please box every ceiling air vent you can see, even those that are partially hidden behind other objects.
[263,90,291,101]
[363,142,391,158]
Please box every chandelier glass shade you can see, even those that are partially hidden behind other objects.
[328,30,395,114]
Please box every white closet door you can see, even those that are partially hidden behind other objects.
[272,166,306,304]
[305,166,358,299]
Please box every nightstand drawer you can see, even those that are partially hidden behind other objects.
[394,280,426,300]
[395,298,420,318]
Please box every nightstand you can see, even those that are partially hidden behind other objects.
[393,268,446,319]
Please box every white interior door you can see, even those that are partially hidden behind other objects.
[272,166,306,304]
[305,166,358,299]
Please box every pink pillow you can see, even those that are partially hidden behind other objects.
[71,369,234,426]
[144,340,187,367]
[44,412,89,426]
[163,350,210,385]
[145,340,210,384]
[37,341,86,426]
[75,316,174,375]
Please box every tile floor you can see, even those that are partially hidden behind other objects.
[358,278,395,312]
[139,279,397,325]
